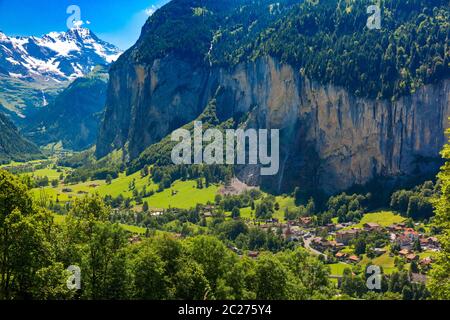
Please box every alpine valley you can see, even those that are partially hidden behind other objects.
[0,0,449,301]
[0,27,121,154]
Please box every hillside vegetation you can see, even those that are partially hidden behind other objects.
[0,111,42,163]
[122,0,449,100]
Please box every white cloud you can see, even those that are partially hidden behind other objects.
[144,5,159,16]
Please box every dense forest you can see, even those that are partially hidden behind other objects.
[1,165,446,300]
[0,169,334,299]
[0,111,42,163]
[22,67,109,151]
[118,0,449,100]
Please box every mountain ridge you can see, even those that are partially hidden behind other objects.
[0,27,121,118]
[22,66,109,151]
[0,108,42,162]
[0,27,121,83]
[96,0,450,195]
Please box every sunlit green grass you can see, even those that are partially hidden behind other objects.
[143,180,219,209]
[359,252,398,274]
[328,262,350,276]
[96,171,155,198]
[227,194,296,222]
[31,168,63,180]
[349,211,405,229]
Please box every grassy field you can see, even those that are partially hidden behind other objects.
[11,159,301,214]
[143,180,219,209]
[96,171,155,198]
[359,252,400,274]
[419,250,438,259]
[328,262,350,276]
[30,179,107,203]
[119,224,147,234]
[30,168,64,180]
[230,195,296,222]
[351,211,405,229]
[0,159,44,168]
[18,159,221,210]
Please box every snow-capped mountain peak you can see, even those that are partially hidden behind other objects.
[0,28,122,83]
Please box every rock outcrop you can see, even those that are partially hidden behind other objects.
[97,54,449,193]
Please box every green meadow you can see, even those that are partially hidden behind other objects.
[143,180,219,209]
[347,211,406,229]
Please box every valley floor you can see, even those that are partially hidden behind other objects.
[2,157,440,288]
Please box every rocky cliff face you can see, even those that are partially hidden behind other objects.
[96,56,211,160]
[97,55,450,193]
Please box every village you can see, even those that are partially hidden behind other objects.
[191,203,441,284]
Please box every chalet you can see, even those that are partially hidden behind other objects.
[311,237,328,251]
[387,223,406,232]
[420,256,433,267]
[419,237,440,250]
[290,226,302,235]
[399,249,410,256]
[404,228,419,241]
[374,248,387,256]
[363,222,381,232]
[128,235,142,244]
[336,229,360,245]
[406,254,419,262]
[328,240,345,250]
[248,251,259,258]
[347,255,360,263]
[150,209,164,216]
[395,234,415,249]
[335,252,348,261]
[299,216,313,227]
[202,212,213,218]
[311,237,325,246]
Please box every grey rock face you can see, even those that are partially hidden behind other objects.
[97,55,450,193]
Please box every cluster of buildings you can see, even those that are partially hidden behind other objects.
[257,216,441,268]
[196,206,440,270]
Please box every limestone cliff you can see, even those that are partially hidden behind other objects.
[96,54,449,193]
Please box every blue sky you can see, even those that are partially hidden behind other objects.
[0,0,169,50]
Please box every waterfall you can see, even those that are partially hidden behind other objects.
[277,148,290,192]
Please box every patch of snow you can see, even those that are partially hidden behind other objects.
[6,57,20,65]
[0,28,122,81]
[8,72,24,78]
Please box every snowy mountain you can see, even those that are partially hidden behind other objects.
[0,27,121,83]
